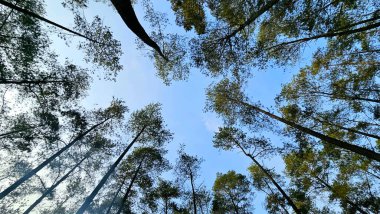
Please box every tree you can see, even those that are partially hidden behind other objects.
[169,0,206,34]
[284,143,378,214]
[212,170,253,214]
[0,99,127,200]
[0,0,96,42]
[22,133,115,213]
[157,180,180,214]
[76,103,172,213]
[114,146,171,214]
[214,126,301,214]
[206,78,380,161]
[0,0,123,78]
[175,147,204,214]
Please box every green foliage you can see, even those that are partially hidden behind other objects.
[127,103,173,146]
[212,170,253,213]
[169,0,206,34]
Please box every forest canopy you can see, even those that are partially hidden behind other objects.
[0,0,379,213]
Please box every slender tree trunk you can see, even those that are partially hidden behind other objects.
[76,125,146,214]
[115,156,145,214]
[268,21,380,50]
[0,0,15,31]
[333,14,380,32]
[307,90,380,104]
[23,154,89,214]
[198,196,204,214]
[190,172,197,214]
[0,125,42,138]
[105,175,129,214]
[367,170,380,180]
[227,96,380,162]
[314,176,368,214]
[164,198,168,214]
[0,79,67,85]
[0,0,98,43]
[226,191,239,214]
[223,0,279,40]
[263,179,290,214]
[312,116,380,140]
[235,143,301,214]
[0,118,109,200]
[110,0,167,61]
[348,49,380,55]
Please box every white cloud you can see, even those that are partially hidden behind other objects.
[202,113,222,133]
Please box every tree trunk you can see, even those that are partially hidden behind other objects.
[105,174,129,214]
[307,90,380,104]
[314,176,368,214]
[0,125,42,138]
[312,116,380,140]
[226,191,239,214]
[110,0,167,61]
[0,0,15,31]
[164,198,168,214]
[235,143,301,214]
[23,154,89,214]
[0,118,109,200]
[0,79,68,85]
[227,96,380,162]
[268,21,380,50]
[223,0,279,41]
[0,0,98,43]
[190,172,197,214]
[263,179,290,214]
[76,125,146,214]
[115,156,145,214]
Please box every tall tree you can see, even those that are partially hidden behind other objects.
[214,126,301,214]
[0,99,127,200]
[284,142,378,214]
[114,146,171,214]
[22,133,116,213]
[76,103,172,213]
[153,179,181,214]
[207,78,380,161]
[175,147,203,214]
[212,170,253,214]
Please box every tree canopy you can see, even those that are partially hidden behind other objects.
[0,0,379,213]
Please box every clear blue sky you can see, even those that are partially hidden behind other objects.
[44,1,307,212]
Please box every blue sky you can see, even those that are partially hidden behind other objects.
[44,1,303,212]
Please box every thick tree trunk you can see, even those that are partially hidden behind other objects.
[76,125,146,214]
[115,156,145,214]
[110,0,167,61]
[227,97,380,162]
[0,118,109,200]
[235,143,301,214]
[23,154,89,214]
[0,0,97,43]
